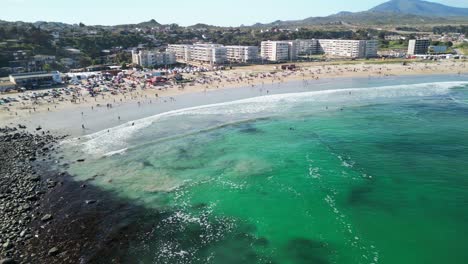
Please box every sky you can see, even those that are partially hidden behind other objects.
[1,0,468,26]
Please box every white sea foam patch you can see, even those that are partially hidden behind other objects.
[103,148,128,157]
[66,81,467,156]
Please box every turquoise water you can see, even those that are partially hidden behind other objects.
[62,78,468,264]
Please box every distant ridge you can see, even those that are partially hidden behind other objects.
[250,0,468,27]
[370,0,468,17]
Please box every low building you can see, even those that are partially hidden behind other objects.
[385,35,405,41]
[225,46,259,63]
[408,39,430,55]
[0,80,16,92]
[428,45,448,54]
[60,58,76,68]
[33,55,56,65]
[86,65,111,72]
[132,50,177,67]
[9,71,62,89]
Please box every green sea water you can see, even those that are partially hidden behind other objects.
[62,79,468,264]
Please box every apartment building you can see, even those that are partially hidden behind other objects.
[295,39,320,56]
[189,44,227,64]
[364,40,379,58]
[132,50,177,67]
[261,41,297,62]
[225,46,259,63]
[318,39,378,58]
[167,44,192,61]
[407,39,431,55]
[166,44,227,64]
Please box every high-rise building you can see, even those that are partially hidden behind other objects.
[407,39,431,55]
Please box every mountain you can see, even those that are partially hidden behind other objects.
[251,0,468,28]
[370,0,468,17]
[251,11,452,28]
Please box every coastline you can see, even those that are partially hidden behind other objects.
[1,60,468,136]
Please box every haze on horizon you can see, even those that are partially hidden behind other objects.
[2,0,468,27]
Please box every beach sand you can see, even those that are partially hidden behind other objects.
[1,60,467,136]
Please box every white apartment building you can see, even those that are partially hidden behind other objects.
[318,39,378,58]
[225,46,259,63]
[261,41,298,62]
[132,50,177,67]
[167,44,192,61]
[190,44,227,64]
[167,44,227,64]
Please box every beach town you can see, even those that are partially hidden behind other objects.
[2,0,468,263]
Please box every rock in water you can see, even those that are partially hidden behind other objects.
[41,214,53,222]
[48,247,59,256]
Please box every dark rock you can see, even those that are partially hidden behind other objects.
[46,179,57,188]
[0,258,16,264]
[2,241,12,249]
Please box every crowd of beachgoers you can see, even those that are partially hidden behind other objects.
[0,60,466,121]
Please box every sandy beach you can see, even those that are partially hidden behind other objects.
[1,59,467,136]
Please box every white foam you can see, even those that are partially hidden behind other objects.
[67,81,468,156]
[103,148,128,157]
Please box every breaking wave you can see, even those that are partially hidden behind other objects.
[63,81,468,156]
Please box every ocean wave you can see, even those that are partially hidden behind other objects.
[66,81,468,156]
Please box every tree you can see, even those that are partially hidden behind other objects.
[79,22,86,28]
[378,32,386,40]
[121,62,128,70]
[43,63,51,72]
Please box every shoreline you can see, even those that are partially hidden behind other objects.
[1,60,468,137]
[0,127,164,263]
